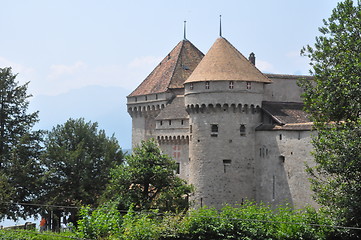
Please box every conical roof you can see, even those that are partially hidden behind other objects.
[128,40,204,97]
[185,37,271,83]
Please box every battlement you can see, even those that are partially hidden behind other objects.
[186,103,261,114]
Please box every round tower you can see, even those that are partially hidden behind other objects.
[184,37,271,208]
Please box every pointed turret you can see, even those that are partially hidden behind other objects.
[128,40,204,97]
[185,37,271,84]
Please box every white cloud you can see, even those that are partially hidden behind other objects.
[48,61,87,79]
[36,56,161,96]
[128,56,162,68]
[0,56,35,79]
[256,59,278,73]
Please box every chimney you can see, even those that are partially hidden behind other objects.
[249,52,255,65]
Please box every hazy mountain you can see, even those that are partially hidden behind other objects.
[28,85,132,149]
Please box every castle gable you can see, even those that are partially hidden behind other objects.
[128,40,204,97]
[155,96,188,120]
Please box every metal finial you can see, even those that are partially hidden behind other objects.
[184,21,187,40]
[219,15,222,37]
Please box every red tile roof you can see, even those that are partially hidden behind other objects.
[128,40,204,97]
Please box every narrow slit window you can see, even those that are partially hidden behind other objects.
[160,121,163,126]
[240,124,246,136]
[190,83,194,90]
[229,81,234,89]
[176,163,180,174]
[189,125,192,133]
[223,159,232,173]
[169,120,172,125]
[181,120,184,125]
[246,82,251,89]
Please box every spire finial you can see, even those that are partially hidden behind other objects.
[219,15,222,37]
[184,20,187,40]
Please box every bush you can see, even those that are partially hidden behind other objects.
[76,202,122,239]
[75,201,337,239]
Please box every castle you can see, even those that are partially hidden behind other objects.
[127,34,316,209]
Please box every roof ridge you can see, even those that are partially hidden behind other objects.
[167,40,186,89]
[222,37,269,82]
[185,37,271,83]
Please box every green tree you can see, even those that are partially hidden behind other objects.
[300,0,361,236]
[41,118,123,227]
[103,139,193,212]
[0,67,43,220]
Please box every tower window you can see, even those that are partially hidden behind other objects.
[155,94,158,100]
[190,125,192,133]
[181,119,184,125]
[176,163,180,174]
[145,95,147,101]
[223,159,232,173]
[190,83,194,90]
[279,134,282,140]
[160,121,163,126]
[169,120,172,125]
[229,81,234,89]
[135,97,137,102]
[211,124,218,137]
[240,124,246,136]
[205,81,210,89]
[246,82,251,89]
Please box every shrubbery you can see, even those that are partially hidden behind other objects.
[75,202,336,240]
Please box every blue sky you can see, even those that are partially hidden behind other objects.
[0,0,340,150]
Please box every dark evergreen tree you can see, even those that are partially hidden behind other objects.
[0,67,43,220]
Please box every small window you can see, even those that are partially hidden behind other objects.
[190,125,192,133]
[279,155,285,163]
[205,81,210,89]
[160,121,163,126]
[176,163,180,174]
[246,82,251,90]
[155,94,158,100]
[169,120,172,125]
[279,134,282,140]
[223,159,232,173]
[229,81,234,89]
[181,120,184,125]
[190,83,194,90]
[240,124,246,136]
[135,97,137,102]
[211,124,218,137]
[145,95,147,101]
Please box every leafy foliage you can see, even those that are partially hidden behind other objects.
[75,202,335,240]
[103,139,193,212]
[300,0,361,123]
[41,118,124,224]
[0,229,77,240]
[77,203,122,239]
[300,0,361,237]
[0,67,43,220]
